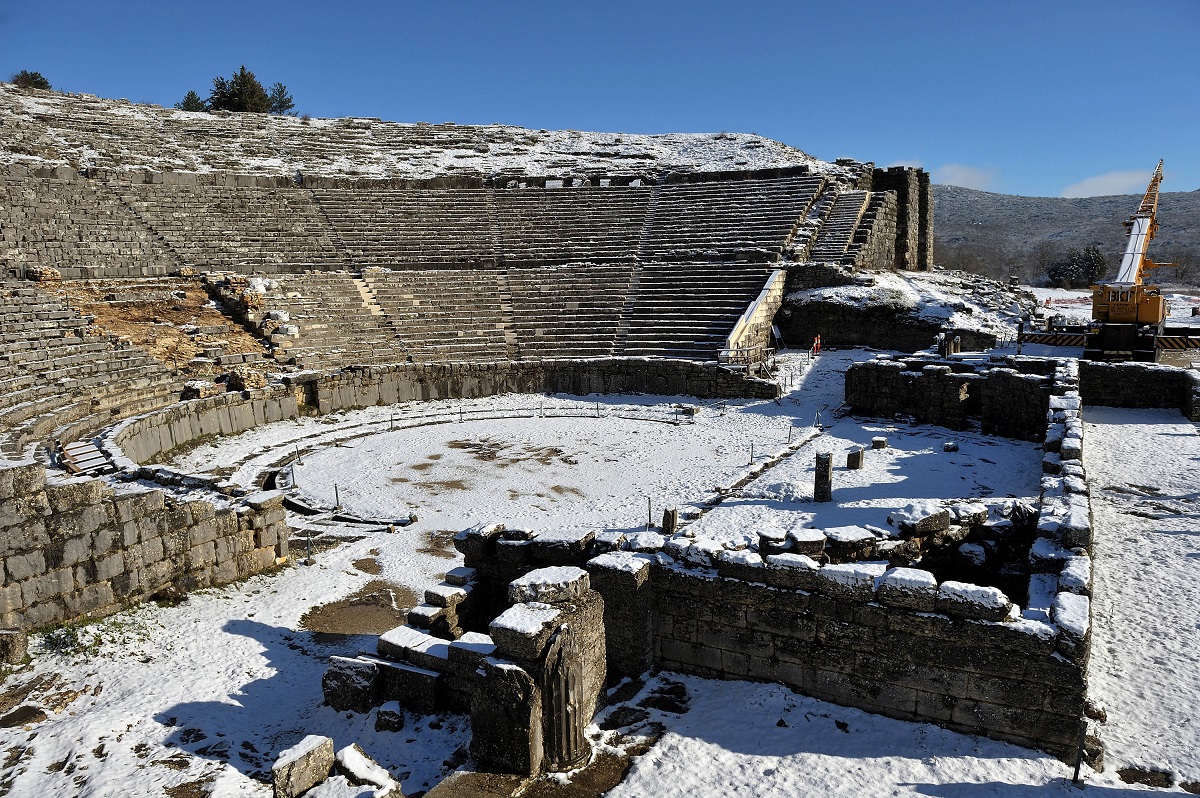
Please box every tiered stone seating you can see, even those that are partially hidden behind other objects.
[494,186,650,263]
[808,190,871,262]
[639,176,823,262]
[364,269,510,361]
[618,263,774,359]
[313,189,496,264]
[506,263,634,359]
[253,273,406,369]
[0,282,179,457]
[0,175,179,278]
[116,183,347,271]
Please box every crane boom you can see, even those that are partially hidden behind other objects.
[1113,160,1164,284]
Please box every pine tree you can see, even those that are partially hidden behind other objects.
[1081,244,1108,284]
[10,70,51,90]
[174,90,207,112]
[267,82,295,116]
[208,65,270,113]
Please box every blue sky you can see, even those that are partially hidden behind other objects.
[2,0,1197,197]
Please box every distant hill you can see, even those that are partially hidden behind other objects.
[933,185,1200,283]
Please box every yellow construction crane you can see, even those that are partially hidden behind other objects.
[1084,160,1175,361]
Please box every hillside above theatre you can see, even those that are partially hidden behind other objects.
[0,84,857,182]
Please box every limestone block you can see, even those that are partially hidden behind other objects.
[322,656,378,713]
[936,581,1011,622]
[887,501,950,538]
[185,542,217,571]
[527,528,596,565]
[0,583,24,615]
[714,549,765,582]
[188,519,219,549]
[0,630,28,665]
[823,526,877,562]
[375,659,444,715]
[507,567,589,605]
[815,562,885,602]
[95,551,126,581]
[876,567,938,612]
[0,519,50,558]
[44,478,105,515]
[63,583,115,618]
[448,632,497,669]
[471,658,542,775]
[490,603,562,661]
[21,568,75,607]
[335,743,400,797]
[424,582,470,608]
[780,522,827,556]
[4,550,47,582]
[374,701,406,733]
[1059,556,1091,595]
[272,734,335,798]
[764,553,821,591]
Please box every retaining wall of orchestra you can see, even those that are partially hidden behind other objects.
[0,461,287,631]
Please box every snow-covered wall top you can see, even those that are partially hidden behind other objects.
[1,85,857,181]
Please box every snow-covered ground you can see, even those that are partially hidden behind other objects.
[1085,407,1200,784]
[791,270,1038,344]
[3,350,1199,796]
[0,85,853,182]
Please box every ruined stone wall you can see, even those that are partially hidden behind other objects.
[871,166,932,271]
[305,359,779,414]
[109,388,300,465]
[105,360,776,467]
[650,561,1085,757]
[917,170,934,269]
[0,461,287,631]
[850,191,898,271]
[1078,361,1200,420]
[844,358,1052,441]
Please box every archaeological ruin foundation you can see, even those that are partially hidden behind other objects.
[0,82,1149,792]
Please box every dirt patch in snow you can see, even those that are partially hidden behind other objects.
[298,580,417,635]
[417,530,459,559]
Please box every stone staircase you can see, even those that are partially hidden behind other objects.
[808,190,871,262]
[254,272,406,369]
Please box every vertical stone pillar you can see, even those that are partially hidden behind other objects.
[814,452,833,503]
[846,448,864,469]
[477,567,606,775]
[661,508,679,536]
[585,552,654,679]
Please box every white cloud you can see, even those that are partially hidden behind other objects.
[932,164,997,191]
[885,158,923,169]
[1059,170,1151,198]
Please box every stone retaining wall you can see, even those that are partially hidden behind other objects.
[844,357,1053,441]
[106,360,777,465]
[1078,361,1200,420]
[302,359,778,417]
[650,561,1084,756]
[0,461,287,631]
[109,388,300,465]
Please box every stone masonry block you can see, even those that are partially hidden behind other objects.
[272,735,335,798]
